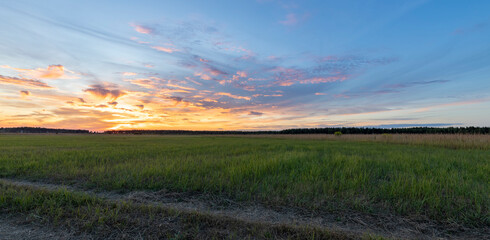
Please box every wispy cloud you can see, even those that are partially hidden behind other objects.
[384,79,449,89]
[249,111,263,116]
[83,84,126,100]
[215,92,251,101]
[1,65,77,79]
[0,75,53,89]
[151,46,178,53]
[130,23,154,34]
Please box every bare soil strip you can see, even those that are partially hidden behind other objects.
[0,215,92,240]
[0,178,487,240]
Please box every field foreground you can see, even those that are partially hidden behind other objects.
[0,134,488,239]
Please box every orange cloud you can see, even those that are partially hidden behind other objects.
[1,64,76,79]
[152,46,178,53]
[131,23,153,34]
[83,85,126,100]
[128,78,157,89]
[122,72,137,76]
[194,72,212,80]
[0,75,53,89]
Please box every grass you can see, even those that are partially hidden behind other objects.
[241,133,490,150]
[0,181,354,239]
[0,134,488,227]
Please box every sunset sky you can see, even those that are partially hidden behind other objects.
[1,0,489,131]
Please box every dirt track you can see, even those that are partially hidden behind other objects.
[0,178,487,240]
[0,215,91,240]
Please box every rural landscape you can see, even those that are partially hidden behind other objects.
[0,129,488,239]
[1,0,489,239]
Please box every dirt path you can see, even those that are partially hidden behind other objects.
[0,178,487,240]
[0,215,93,240]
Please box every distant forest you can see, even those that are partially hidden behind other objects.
[105,127,490,135]
[0,127,90,134]
[1,126,489,134]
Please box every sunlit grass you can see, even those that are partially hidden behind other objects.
[0,134,488,226]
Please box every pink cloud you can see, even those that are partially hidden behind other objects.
[194,72,212,80]
[204,67,226,76]
[131,23,153,34]
[237,71,248,78]
[151,46,178,53]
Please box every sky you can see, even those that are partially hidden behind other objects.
[0,0,489,131]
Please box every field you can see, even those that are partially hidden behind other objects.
[0,134,488,239]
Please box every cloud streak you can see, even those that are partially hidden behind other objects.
[1,65,76,79]
[0,75,53,89]
[131,23,154,34]
[83,84,126,100]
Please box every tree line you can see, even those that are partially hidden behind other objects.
[1,126,488,135]
[0,127,90,134]
[105,127,489,135]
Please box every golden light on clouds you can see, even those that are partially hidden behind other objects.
[2,1,487,132]
[0,65,77,79]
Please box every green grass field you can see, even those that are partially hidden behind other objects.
[0,134,488,238]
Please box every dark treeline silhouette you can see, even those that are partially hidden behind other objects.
[0,127,90,134]
[105,127,489,135]
[1,127,488,135]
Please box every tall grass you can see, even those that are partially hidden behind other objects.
[237,134,490,150]
[0,134,488,226]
